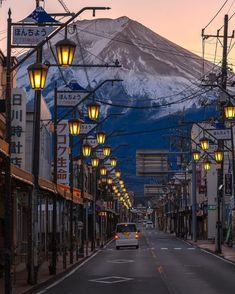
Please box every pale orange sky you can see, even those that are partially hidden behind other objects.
[1,0,235,64]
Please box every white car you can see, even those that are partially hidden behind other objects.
[115,223,139,249]
[145,220,154,229]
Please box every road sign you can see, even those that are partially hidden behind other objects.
[57,91,88,107]
[206,128,231,140]
[80,123,97,134]
[12,26,55,45]
[208,204,217,210]
[86,137,98,148]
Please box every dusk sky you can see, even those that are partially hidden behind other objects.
[1,0,235,64]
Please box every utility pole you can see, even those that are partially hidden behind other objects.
[202,14,231,254]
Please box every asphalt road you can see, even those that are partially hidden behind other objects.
[38,228,235,294]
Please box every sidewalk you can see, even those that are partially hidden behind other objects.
[0,247,94,294]
[186,239,235,264]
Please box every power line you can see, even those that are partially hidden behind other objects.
[203,0,229,30]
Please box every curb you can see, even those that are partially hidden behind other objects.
[22,239,114,294]
[21,249,100,294]
[182,239,235,266]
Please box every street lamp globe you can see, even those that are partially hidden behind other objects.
[110,157,117,167]
[115,170,121,178]
[96,131,106,144]
[119,179,124,185]
[55,38,76,66]
[100,166,107,176]
[82,143,92,157]
[200,136,209,151]
[103,145,111,156]
[91,156,99,168]
[107,177,113,185]
[224,101,235,119]
[27,63,48,90]
[87,101,100,120]
[192,150,200,161]
[203,158,211,171]
[68,118,83,135]
[214,148,223,162]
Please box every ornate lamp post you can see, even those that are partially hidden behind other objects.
[203,158,211,171]
[91,156,99,168]
[82,143,92,157]
[200,136,210,151]
[100,166,107,176]
[224,101,235,119]
[68,118,83,136]
[214,148,223,162]
[192,150,200,161]
[115,170,121,178]
[27,62,48,89]
[96,131,106,144]
[87,100,101,121]
[107,177,113,185]
[103,145,111,157]
[110,157,117,167]
[55,38,76,66]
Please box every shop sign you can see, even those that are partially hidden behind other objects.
[11,88,26,169]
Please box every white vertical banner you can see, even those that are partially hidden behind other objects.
[11,88,26,169]
[57,120,70,186]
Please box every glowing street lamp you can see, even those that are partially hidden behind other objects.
[27,62,48,90]
[110,157,117,167]
[200,136,209,151]
[203,158,211,171]
[55,38,76,66]
[91,156,99,168]
[96,131,106,144]
[82,143,92,157]
[87,101,100,120]
[68,118,83,135]
[100,166,107,176]
[214,148,223,162]
[107,177,113,185]
[115,170,121,178]
[103,145,111,156]
[192,150,200,161]
[224,101,235,119]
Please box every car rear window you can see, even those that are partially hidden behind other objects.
[116,224,137,233]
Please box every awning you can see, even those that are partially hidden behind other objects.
[0,138,9,157]
[11,165,33,186]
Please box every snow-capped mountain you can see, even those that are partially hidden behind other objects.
[16,16,218,196]
[17,16,216,116]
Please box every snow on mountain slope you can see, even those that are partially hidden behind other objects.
[16,16,216,116]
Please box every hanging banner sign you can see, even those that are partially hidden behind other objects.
[11,88,26,169]
[57,120,69,186]
[57,92,88,107]
[225,173,232,195]
[80,123,97,135]
[12,26,55,45]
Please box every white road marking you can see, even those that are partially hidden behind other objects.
[187,248,196,250]
[174,248,182,250]
[200,248,235,266]
[161,248,168,250]
[36,251,99,293]
[89,276,133,284]
[107,259,134,264]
